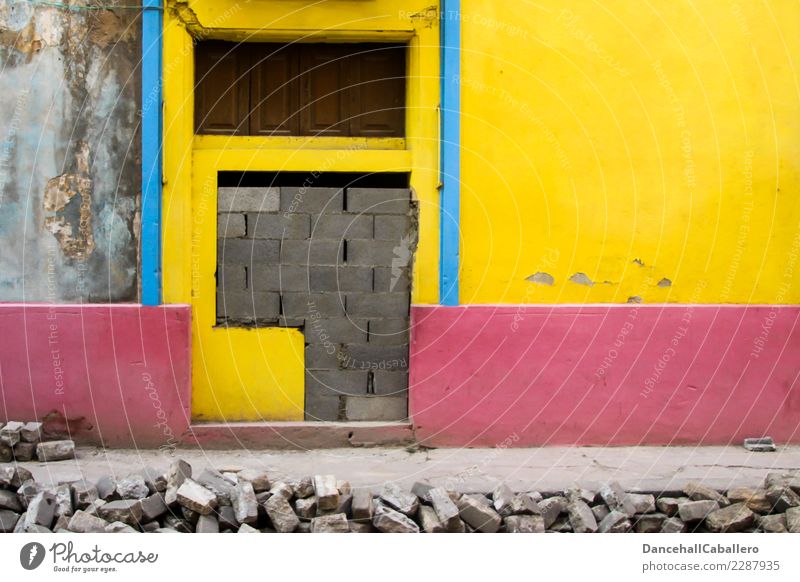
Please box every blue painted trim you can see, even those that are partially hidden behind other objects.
[141,0,163,306]
[440,0,460,306]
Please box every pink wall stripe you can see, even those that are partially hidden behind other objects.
[409,305,800,447]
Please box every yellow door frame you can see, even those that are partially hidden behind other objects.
[162,0,440,421]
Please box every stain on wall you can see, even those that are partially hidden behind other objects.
[0,1,140,302]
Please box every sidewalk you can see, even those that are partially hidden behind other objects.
[16,445,800,493]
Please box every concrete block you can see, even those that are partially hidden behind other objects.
[217,213,246,238]
[306,370,369,396]
[218,239,280,264]
[304,393,341,421]
[374,214,412,240]
[373,266,410,293]
[280,239,343,265]
[339,344,408,371]
[281,187,344,213]
[305,344,343,370]
[372,371,409,395]
[251,266,309,292]
[344,395,407,421]
[310,214,373,239]
[304,317,368,344]
[283,293,345,318]
[217,265,247,291]
[218,187,279,212]
[346,188,410,214]
[346,240,400,266]
[248,212,310,239]
[368,318,409,344]
[216,291,281,321]
[309,266,373,292]
[346,293,409,318]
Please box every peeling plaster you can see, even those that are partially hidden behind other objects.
[657,278,672,287]
[526,272,554,286]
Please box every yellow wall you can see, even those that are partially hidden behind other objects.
[162,0,440,420]
[460,0,800,304]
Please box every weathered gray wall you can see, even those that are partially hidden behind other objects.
[0,1,140,302]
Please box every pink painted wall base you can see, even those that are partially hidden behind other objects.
[409,305,800,447]
[0,304,191,448]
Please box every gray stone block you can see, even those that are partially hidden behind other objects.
[368,318,410,344]
[218,213,247,238]
[304,392,341,421]
[346,240,401,266]
[218,239,280,264]
[281,187,344,213]
[310,214,373,239]
[304,317,368,344]
[374,215,413,240]
[217,291,281,321]
[339,344,408,371]
[248,213,310,239]
[344,396,407,421]
[281,240,343,265]
[305,344,343,370]
[251,266,309,292]
[372,371,409,395]
[306,370,369,396]
[346,188,410,214]
[346,293,409,317]
[283,293,346,318]
[373,266,410,293]
[219,187,280,212]
[309,266,372,292]
[217,265,247,291]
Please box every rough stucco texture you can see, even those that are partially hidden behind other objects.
[0,1,140,302]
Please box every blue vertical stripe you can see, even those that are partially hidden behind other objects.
[141,0,162,306]
[440,0,460,306]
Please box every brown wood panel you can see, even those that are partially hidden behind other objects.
[195,42,407,137]
[351,45,406,137]
[195,42,250,135]
[250,45,300,136]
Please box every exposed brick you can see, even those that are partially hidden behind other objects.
[305,317,368,344]
[368,318,410,345]
[345,240,399,267]
[281,240,343,265]
[372,371,409,395]
[281,187,344,214]
[217,265,247,291]
[219,187,279,212]
[305,345,343,370]
[218,213,246,238]
[217,291,281,321]
[218,239,280,264]
[346,293,409,317]
[309,267,372,292]
[373,267,410,293]
[374,215,412,240]
[282,293,346,318]
[344,396,407,421]
[346,188,410,214]
[304,393,341,422]
[310,214,373,239]
[248,213,310,239]
[340,344,408,371]
[306,370,369,396]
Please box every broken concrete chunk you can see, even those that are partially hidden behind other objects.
[684,482,729,507]
[176,479,216,515]
[677,500,719,522]
[0,422,23,446]
[36,440,76,462]
[97,500,143,526]
[269,481,294,500]
[766,485,800,512]
[351,488,374,522]
[25,491,57,528]
[429,487,462,532]
[117,474,149,500]
[67,510,108,533]
[634,513,666,533]
[598,482,637,517]
[539,496,567,529]
[265,493,300,533]
[292,476,314,499]
[140,494,168,523]
[0,489,23,512]
[508,492,542,516]
[705,502,755,532]
[758,513,787,533]
[492,483,515,516]
[372,505,420,533]
[165,459,192,505]
[567,499,598,533]
[238,469,270,493]
[21,422,43,443]
[313,475,339,511]
[598,510,630,533]
[380,481,419,516]
[628,493,656,514]
[661,517,686,533]
[52,483,73,518]
[13,442,36,461]
[231,481,258,525]
[96,476,118,501]
[0,509,20,533]
[418,506,446,533]
[786,506,800,533]
[294,496,317,519]
[411,481,434,503]
[457,494,502,533]
[196,514,220,533]
[70,481,98,510]
[196,469,235,504]
[505,514,545,533]
[311,513,350,533]
[105,521,137,533]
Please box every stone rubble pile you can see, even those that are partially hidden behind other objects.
[0,421,75,463]
[1,457,799,533]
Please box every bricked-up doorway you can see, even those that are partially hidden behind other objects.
[216,172,416,421]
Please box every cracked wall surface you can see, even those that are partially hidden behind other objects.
[0,0,140,302]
